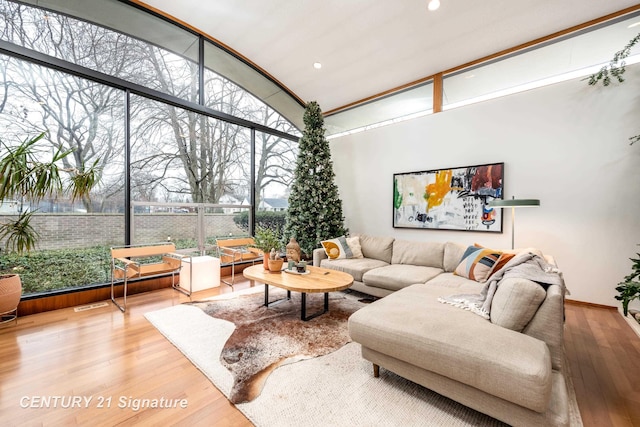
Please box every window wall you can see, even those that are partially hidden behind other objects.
[204,41,303,133]
[0,0,301,296]
[0,53,126,295]
[130,95,252,206]
[255,130,297,209]
[0,0,199,100]
[443,13,640,110]
[325,10,640,137]
[325,82,434,138]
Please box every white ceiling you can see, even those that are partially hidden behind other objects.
[141,0,639,113]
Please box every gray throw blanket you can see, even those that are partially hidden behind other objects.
[438,252,564,320]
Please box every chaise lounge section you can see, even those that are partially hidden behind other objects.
[313,235,569,426]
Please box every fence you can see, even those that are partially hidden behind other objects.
[0,213,245,251]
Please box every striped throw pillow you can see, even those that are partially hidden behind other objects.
[454,246,505,283]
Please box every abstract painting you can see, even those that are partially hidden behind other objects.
[393,162,504,232]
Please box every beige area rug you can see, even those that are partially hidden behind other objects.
[145,288,583,427]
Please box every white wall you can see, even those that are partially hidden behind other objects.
[329,66,640,306]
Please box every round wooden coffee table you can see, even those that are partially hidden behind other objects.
[242,264,354,321]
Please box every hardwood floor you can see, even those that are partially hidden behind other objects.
[1,279,639,426]
[564,303,640,426]
[0,281,253,427]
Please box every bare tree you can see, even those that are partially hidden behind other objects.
[0,3,128,212]
[0,1,299,212]
[253,110,297,208]
[129,47,254,205]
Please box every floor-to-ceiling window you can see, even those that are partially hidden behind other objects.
[0,0,302,296]
[0,52,126,294]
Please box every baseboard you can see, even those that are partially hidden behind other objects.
[17,276,174,316]
[565,299,616,310]
[618,308,640,339]
[16,263,250,317]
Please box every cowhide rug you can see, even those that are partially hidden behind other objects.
[190,288,365,404]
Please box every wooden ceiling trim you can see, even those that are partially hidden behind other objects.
[325,4,640,117]
[432,73,443,114]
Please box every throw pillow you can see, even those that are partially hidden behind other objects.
[488,251,515,278]
[346,236,364,258]
[490,278,547,331]
[321,236,353,260]
[473,243,515,279]
[454,245,504,283]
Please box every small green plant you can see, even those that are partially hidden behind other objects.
[616,252,640,316]
[233,210,287,235]
[587,32,640,145]
[252,225,281,253]
[0,210,40,253]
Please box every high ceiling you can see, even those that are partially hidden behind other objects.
[141,0,639,113]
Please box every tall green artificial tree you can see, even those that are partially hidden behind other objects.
[284,101,347,257]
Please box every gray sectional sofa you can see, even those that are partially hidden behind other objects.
[312,234,569,427]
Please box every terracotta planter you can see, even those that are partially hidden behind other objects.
[263,253,270,270]
[0,274,22,324]
[268,259,284,273]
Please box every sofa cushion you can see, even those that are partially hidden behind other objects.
[357,235,395,264]
[425,272,483,292]
[443,242,467,272]
[346,236,364,258]
[391,240,445,269]
[319,257,388,282]
[490,277,547,332]
[362,265,443,291]
[348,283,552,412]
[523,284,565,371]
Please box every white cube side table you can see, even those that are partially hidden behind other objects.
[180,256,220,293]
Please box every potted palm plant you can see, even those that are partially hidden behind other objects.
[0,132,99,323]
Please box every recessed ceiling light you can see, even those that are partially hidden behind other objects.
[313,62,322,69]
[628,22,640,29]
[427,0,440,11]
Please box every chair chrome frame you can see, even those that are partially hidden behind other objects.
[216,238,262,288]
[110,243,192,312]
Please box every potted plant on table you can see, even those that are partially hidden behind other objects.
[252,226,282,270]
[267,248,284,273]
[0,132,99,324]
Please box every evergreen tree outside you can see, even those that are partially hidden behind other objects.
[284,101,347,257]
